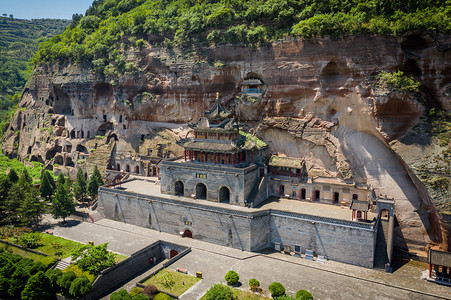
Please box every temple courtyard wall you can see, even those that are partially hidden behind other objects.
[98,183,376,268]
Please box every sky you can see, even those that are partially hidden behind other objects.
[1,0,94,20]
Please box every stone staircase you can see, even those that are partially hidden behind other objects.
[374,219,389,269]
[54,259,70,271]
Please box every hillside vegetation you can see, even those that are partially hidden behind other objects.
[0,17,70,136]
[34,0,449,77]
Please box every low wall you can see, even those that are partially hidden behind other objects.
[85,241,189,300]
[99,187,377,267]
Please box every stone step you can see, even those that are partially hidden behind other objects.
[54,260,70,270]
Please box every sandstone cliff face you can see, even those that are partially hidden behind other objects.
[3,34,450,252]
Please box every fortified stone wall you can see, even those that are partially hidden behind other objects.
[270,211,376,268]
[98,185,377,267]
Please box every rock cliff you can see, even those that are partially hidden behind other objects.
[2,33,450,252]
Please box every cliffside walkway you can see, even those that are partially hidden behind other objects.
[39,215,450,300]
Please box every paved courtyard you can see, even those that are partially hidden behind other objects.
[41,215,450,300]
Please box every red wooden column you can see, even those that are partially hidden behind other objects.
[195,132,197,138]
[239,152,242,163]
[227,154,229,165]
[429,263,432,278]
[217,133,220,140]
[251,151,254,163]
[184,150,187,161]
[214,153,216,164]
[232,153,235,166]
[200,151,203,162]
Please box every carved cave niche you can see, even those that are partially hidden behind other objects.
[54,155,64,166]
[94,83,113,101]
[52,85,72,115]
[65,156,74,167]
[320,61,350,89]
[97,122,113,136]
[401,34,429,52]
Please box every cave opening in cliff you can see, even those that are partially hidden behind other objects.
[52,86,72,115]
[320,61,349,88]
[65,157,74,167]
[45,149,56,160]
[30,155,43,163]
[401,34,429,51]
[76,144,88,153]
[403,59,422,77]
[97,122,113,136]
[54,155,63,166]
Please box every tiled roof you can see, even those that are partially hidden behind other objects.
[350,200,369,211]
[269,156,305,168]
[241,79,263,86]
[182,141,238,152]
[204,98,230,120]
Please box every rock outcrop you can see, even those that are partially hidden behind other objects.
[2,33,450,252]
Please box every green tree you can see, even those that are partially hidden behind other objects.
[0,275,10,299]
[73,167,87,202]
[111,288,132,300]
[269,282,285,298]
[57,271,76,295]
[72,243,116,274]
[8,268,30,297]
[21,169,32,185]
[88,165,104,200]
[21,271,54,300]
[204,284,236,300]
[296,290,313,300]
[45,268,63,293]
[39,170,55,201]
[8,169,18,183]
[224,270,239,285]
[69,275,92,298]
[52,173,75,222]
[19,188,45,227]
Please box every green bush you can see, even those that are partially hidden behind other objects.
[111,288,132,300]
[296,290,313,300]
[45,268,63,293]
[376,71,421,94]
[16,232,41,248]
[57,271,77,294]
[249,278,260,289]
[154,292,172,300]
[21,271,53,300]
[132,293,150,300]
[69,275,92,298]
[275,296,296,300]
[269,282,285,298]
[224,270,239,285]
[130,287,143,297]
[8,268,30,297]
[204,284,236,300]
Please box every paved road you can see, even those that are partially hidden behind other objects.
[41,215,451,300]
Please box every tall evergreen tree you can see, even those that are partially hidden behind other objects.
[73,167,87,202]
[52,173,75,222]
[88,165,104,200]
[19,188,45,227]
[21,169,32,185]
[8,169,18,183]
[5,172,33,224]
[39,170,55,201]
[0,175,12,223]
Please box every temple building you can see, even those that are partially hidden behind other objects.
[160,94,267,206]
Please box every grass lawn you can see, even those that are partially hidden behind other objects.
[200,285,271,300]
[0,243,46,261]
[4,232,81,258]
[143,268,201,296]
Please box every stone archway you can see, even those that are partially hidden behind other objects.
[219,186,230,203]
[175,181,184,196]
[195,183,207,200]
[170,250,179,258]
[183,230,193,238]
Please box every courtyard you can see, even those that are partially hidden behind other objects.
[40,215,450,300]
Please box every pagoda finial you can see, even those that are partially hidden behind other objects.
[216,92,219,99]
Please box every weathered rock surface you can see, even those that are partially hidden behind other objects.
[2,34,450,252]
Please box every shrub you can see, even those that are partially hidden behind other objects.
[224,270,239,285]
[269,282,285,298]
[205,284,236,300]
[21,271,53,300]
[45,268,63,292]
[154,292,172,300]
[0,275,10,298]
[16,232,41,248]
[130,287,143,297]
[275,296,296,300]
[132,293,150,300]
[249,278,260,290]
[143,284,158,297]
[296,290,313,300]
[8,268,30,297]
[69,275,92,298]
[111,288,132,300]
[57,271,77,294]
